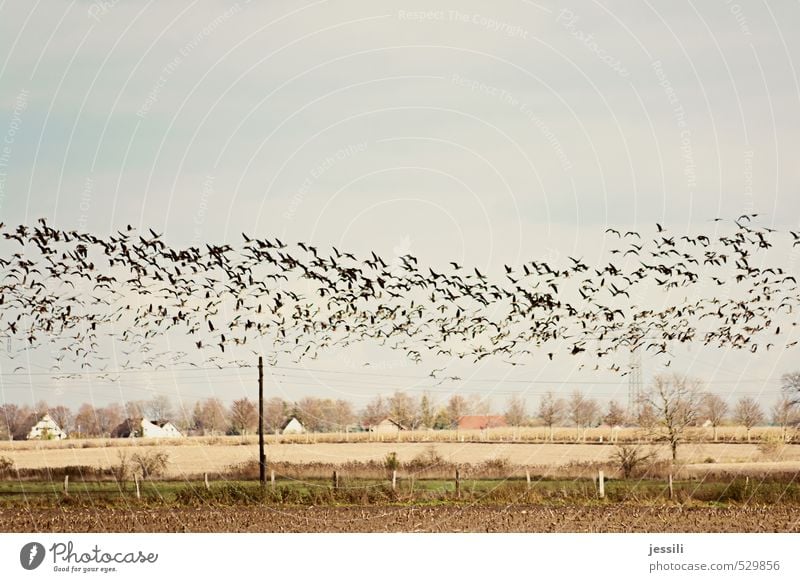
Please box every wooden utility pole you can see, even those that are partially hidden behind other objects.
[258,356,266,485]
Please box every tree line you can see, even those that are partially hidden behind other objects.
[2,372,799,441]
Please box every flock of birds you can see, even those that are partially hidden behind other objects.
[0,215,798,378]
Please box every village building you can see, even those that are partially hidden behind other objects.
[13,413,67,440]
[111,418,183,438]
[367,418,407,434]
[281,417,306,434]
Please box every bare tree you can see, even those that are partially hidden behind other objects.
[641,373,702,461]
[699,393,728,442]
[504,394,527,427]
[262,397,288,434]
[96,404,124,437]
[144,395,174,422]
[331,399,355,431]
[781,372,800,405]
[0,404,29,441]
[733,396,764,442]
[193,398,228,435]
[44,405,72,435]
[229,398,258,435]
[603,400,627,427]
[360,396,389,428]
[388,391,418,428]
[74,403,100,437]
[538,392,565,441]
[446,394,469,428]
[771,396,800,442]
[568,390,599,441]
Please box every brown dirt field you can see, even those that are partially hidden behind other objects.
[3,441,800,478]
[2,504,798,533]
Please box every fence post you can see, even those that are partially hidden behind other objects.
[204,473,210,490]
[455,469,461,499]
[598,470,605,499]
[526,470,531,490]
[392,470,397,491]
[271,470,276,488]
[134,474,141,500]
[64,475,69,496]
[668,474,674,499]
[333,470,339,490]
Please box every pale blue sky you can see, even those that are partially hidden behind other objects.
[1,0,799,413]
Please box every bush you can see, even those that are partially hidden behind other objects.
[130,451,169,478]
[0,455,14,473]
[612,444,656,478]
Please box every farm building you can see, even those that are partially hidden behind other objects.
[367,418,407,434]
[13,413,67,441]
[111,418,183,439]
[281,417,306,434]
[457,415,508,430]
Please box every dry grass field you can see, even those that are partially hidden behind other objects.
[1,427,799,479]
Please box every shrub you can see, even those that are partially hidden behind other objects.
[0,455,14,473]
[612,444,656,478]
[130,451,169,479]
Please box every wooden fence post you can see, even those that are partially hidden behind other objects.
[526,470,531,490]
[64,475,69,496]
[668,474,674,499]
[271,470,276,488]
[598,470,605,499]
[333,470,339,490]
[204,473,210,490]
[392,470,397,491]
[134,474,141,500]
[455,469,461,499]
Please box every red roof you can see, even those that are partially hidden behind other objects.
[457,415,508,430]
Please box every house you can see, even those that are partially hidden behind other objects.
[281,417,306,434]
[367,418,407,434]
[457,415,508,430]
[14,413,67,440]
[111,418,183,438]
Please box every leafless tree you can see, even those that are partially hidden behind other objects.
[0,404,29,441]
[74,403,100,437]
[144,395,174,422]
[193,398,228,435]
[46,405,73,435]
[568,390,599,441]
[95,404,124,437]
[538,391,565,441]
[262,397,288,434]
[360,396,389,428]
[781,372,800,405]
[700,393,728,442]
[733,396,764,442]
[504,394,527,427]
[641,373,702,461]
[388,391,419,428]
[603,400,627,427]
[771,396,800,442]
[446,394,469,428]
[229,398,258,435]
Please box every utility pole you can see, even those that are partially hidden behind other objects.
[258,355,266,485]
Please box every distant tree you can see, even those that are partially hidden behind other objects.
[504,394,527,427]
[419,393,435,429]
[432,408,452,430]
[537,392,565,441]
[49,405,75,434]
[733,396,764,442]
[193,398,228,435]
[467,393,491,415]
[781,371,800,405]
[603,400,627,427]
[262,397,288,433]
[95,404,124,437]
[388,391,418,428]
[699,393,728,442]
[771,396,800,442]
[124,400,146,419]
[360,396,389,428]
[641,373,702,461]
[568,390,599,441]
[0,404,29,441]
[635,401,658,431]
[144,395,174,422]
[229,398,258,435]
[331,399,355,431]
[74,403,100,437]
[447,394,469,428]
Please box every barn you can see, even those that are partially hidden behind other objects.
[281,417,306,434]
[111,418,183,438]
[367,418,407,434]
[14,413,67,440]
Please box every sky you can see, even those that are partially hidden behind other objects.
[1,0,799,415]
